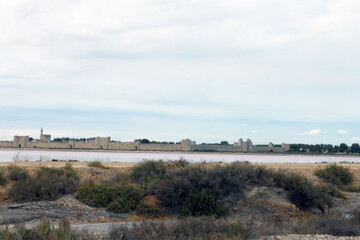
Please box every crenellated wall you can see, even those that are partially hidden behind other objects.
[0,132,290,153]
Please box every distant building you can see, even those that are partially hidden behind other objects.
[0,129,290,152]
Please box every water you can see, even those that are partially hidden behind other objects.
[0,149,359,163]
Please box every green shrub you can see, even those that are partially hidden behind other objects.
[77,182,144,213]
[131,160,167,185]
[180,189,227,217]
[131,160,189,186]
[0,170,8,186]
[8,165,30,181]
[148,162,331,214]
[274,172,332,211]
[87,161,107,169]
[314,164,354,186]
[9,167,80,202]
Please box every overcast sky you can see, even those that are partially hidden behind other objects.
[0,0,359,144]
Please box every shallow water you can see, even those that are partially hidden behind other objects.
[0,149,359,163]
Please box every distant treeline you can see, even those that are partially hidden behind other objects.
[134,139,180,144]
[290,143,360,154]
[52,137,96,142]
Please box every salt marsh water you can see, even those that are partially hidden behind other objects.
[0,149,359,163]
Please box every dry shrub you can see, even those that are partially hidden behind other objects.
[314,164,354,186]
[0,170,7,186]
[8,165,29,181]
[87,161,107,169]
[9,166,80,202]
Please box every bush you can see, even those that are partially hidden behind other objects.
[131,160,167,185]
[87,161,107,169]
[0,170,8,186]
[77,182,144,214]
[9,166,80,202]
[180,189,227,217]
[131,159,189,186]
[8,165,29,181]
[148,162,331,215]
[314,164,354,186]
[274,172,332,211]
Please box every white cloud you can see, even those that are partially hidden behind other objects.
[300,129,322,136]
[351,137,360,141]
[337,129,348,134]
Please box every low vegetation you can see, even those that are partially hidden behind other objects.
[9,165,79,202]
[75,160,333,217]
[314,164,354,186]
[0,169,7,186]
[2,214,360,240]
[87,161,107,169]
[8,165,30,181]
[76,181,144,214]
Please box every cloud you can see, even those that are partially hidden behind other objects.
[337,129,348,134]
[300,129,322,136]
[351,137,360,141]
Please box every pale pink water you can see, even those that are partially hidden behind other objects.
[0,149,359,163]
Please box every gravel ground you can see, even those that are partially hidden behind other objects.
[0,195,128,224]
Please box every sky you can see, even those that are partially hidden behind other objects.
[0,0,359,145]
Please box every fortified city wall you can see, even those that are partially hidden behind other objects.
[0,129,290,153]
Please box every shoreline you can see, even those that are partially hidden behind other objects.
[0,147,359,158]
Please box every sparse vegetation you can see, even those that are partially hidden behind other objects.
[147,162,331,215]
[76,181,144,214]
[8,165,30,181]
[108,217,253,240]
[314,164,354,186]
[0,169,8,186]
[351,208,360,224]
[0,219,97,240]
[9,165,80,202]
[87,161,107,169]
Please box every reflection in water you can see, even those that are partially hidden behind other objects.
[0,149,359,163]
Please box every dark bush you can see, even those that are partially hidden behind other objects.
[180,189,227,217]
[77,182,144,214]
[148,162,330,215]
[274,172,332,211]
[131,159,189,186]
[0,170,7,186]
[8,165,30,181]
[131,160,167,185]
[314,164,354,186]
[9,166,80,202]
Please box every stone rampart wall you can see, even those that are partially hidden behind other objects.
[139,144,183,151]
[109,142,138,150]
[0,141,13,148]
[192,145,241,152]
